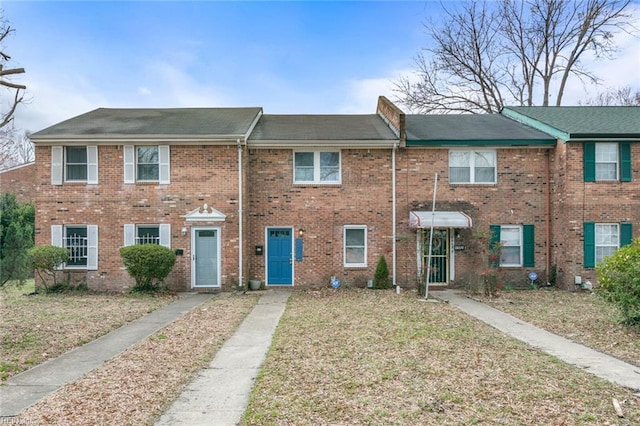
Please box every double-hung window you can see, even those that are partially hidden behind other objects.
[489,224,535,268]
[124,224,171,247]
[294,151,340,184]
[584,142,632,182]
[51,146,98,185]
[123,145,170,184]
[51,224,98,270]
[344,226,367,267]
[583,222,632,267]
[449,150,496,184]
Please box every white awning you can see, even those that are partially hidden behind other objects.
[409,211,473,228]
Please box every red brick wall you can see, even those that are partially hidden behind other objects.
[34,144,242,292]
[0,162,36,203]
[246,148,394,288]
[395,147,552,289]
[551,141,640,289]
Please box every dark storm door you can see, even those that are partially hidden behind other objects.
[423,229,449,284]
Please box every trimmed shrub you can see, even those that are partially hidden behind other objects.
[27,245,69,292]
[596,239,640,327]
[120,244,176,292]
[373,255,391,289]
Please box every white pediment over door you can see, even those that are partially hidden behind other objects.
[183,204,227,222]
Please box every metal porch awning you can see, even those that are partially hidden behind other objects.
[409,211,473,229]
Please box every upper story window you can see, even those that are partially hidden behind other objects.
[449,150,496,184]
[294,151,340,184]
[65,147,87,181]
[51,146,98,185]
[344,225,367,267]
[137,147,159,181]
[584,142,631,182]
[51,224,98,270]
[124,145,170,184]
[595,143,618,180]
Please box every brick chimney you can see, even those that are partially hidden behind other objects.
[376,96,406,145]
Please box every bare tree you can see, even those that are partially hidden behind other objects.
[581,85,640,105]
[0,126,33,170]
[1,12,26,129]
[395,0,635,114]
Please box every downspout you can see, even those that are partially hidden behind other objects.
[392,141,397,288]
[545,148,551,281]
[237,139,244,288]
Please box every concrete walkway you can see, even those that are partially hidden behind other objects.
[436,290,640,392]
[0,293,213,417]
[156,290,290,426]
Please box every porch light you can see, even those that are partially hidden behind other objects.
[298,228,305,237]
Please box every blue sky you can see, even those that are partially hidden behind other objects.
[3,1,639,135]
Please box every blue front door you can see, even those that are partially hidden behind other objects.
[267,228,293,285]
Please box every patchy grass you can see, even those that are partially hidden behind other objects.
[242,289,639,425]
[483,288,640,367]
[17,293,259,426]
[1,280,176,381]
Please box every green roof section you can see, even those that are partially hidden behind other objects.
[31,107,263,140]
[501,106,640,141]
[405,114,556,147]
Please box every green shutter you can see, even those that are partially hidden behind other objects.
[619,143,632,182]
[620,223,633,246]
[489,225,501,268]
[583,143,596,182]
[583,222,595,268]
[523,225,535,267]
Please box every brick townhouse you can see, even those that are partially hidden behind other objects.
[27,99,640,292]
[503,106,640,289]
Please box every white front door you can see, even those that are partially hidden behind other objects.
[191,227,221,288]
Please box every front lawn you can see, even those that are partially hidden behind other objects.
[1,280,176,381]
[243,289,639,425]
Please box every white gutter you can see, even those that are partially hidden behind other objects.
[392,141,397,288]
[237,138,244,288]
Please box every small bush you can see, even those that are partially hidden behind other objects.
[120,244,176,293]
[373,255,391,289]
[27,245,69,292]
[595,239,640,328]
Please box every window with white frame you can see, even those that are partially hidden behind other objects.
[449,150,496,184]
[344,226,367,267]
[595,223,619,264]
[51,146,98,185]
[124,223,171,248]
[294,151,340,184]
[136,225,160,245]
[65,147,87,181]
[65,226,88,266]
[499,226,522,267]
[595,143,618,181]
[51,224,98,270]
[123,145,170,184]
[137,147,159,181]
